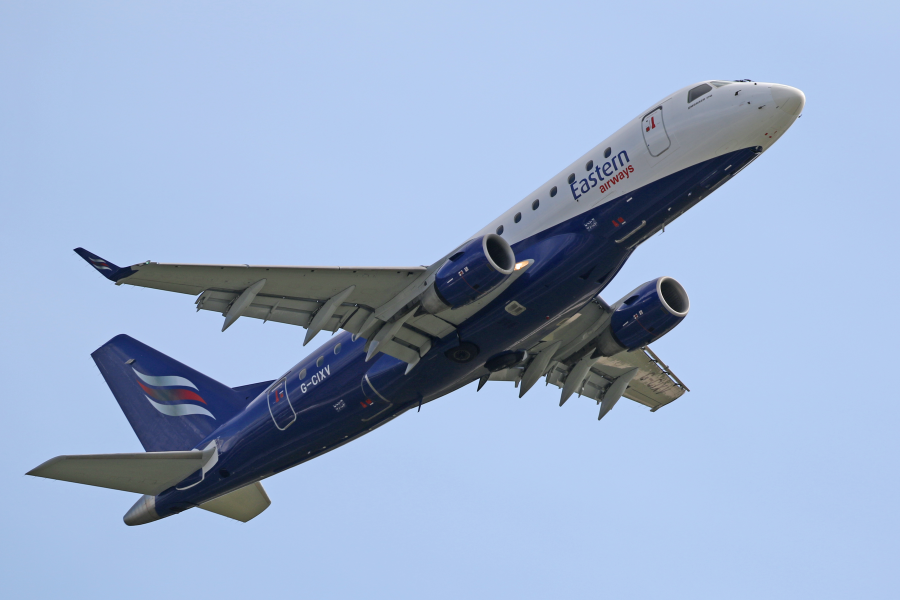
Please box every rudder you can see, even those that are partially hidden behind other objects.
[93,335,249,452]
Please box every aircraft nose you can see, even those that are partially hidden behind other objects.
[771,84,805,117]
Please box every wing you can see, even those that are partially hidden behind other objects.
[75,247,534,372]
[545,346,688,411]
[482,296,688,420]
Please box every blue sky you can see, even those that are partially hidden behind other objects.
[2,2,898,598]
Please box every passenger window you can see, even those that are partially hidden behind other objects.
[688,83,713,103]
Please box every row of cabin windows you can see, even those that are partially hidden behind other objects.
[297,342,342,379]
[495,147,613,236]
[496,81,739,237]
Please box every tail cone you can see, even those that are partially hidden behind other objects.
[123,494,162,526]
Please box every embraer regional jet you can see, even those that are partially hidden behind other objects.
[29,80,804,525]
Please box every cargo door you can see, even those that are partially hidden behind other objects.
[267,378,296,430]
[641,107,671,157]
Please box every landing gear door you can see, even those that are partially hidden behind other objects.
[642,107,671,157]
[267,378,296,430]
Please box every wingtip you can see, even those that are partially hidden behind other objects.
[26,455,64,477]
[73,247,135,282]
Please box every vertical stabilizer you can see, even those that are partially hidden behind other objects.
[92,335,249,451]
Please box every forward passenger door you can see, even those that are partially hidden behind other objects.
[642,107,671,157]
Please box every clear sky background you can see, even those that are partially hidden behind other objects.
[2,2,898,598]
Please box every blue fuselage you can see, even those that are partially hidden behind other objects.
[154,146,760,518]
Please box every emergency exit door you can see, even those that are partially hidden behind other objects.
[641,107,671,157]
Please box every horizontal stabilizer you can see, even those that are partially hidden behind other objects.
[27,451,207,495]
[199,482,271,522]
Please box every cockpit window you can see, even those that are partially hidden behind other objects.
[688,83,713,103]
[710,80,733,88]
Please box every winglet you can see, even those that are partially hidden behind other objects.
[73,247,135,282]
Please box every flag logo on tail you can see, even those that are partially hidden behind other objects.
[133,368,215,419]
[88,257,112,271]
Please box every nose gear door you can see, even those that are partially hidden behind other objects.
[267,378,296,430]
[641,107,671,157]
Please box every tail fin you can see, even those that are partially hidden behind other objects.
[92,335,250,451]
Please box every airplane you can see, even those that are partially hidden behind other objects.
[28,80,805,525]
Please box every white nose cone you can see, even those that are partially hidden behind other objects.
[771,85,806,117]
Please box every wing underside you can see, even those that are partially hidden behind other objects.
[548,346,688,411]
[483,295,689,418]
[76,248,535,371]
[84,255,446,365]
[75,249,688,414]
[488,345,687,413]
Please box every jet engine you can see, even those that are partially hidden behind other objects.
[597,276,690,355]
[421,234,516,314]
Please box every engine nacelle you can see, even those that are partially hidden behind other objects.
[597,276,690,355]
[421,234,516,313]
